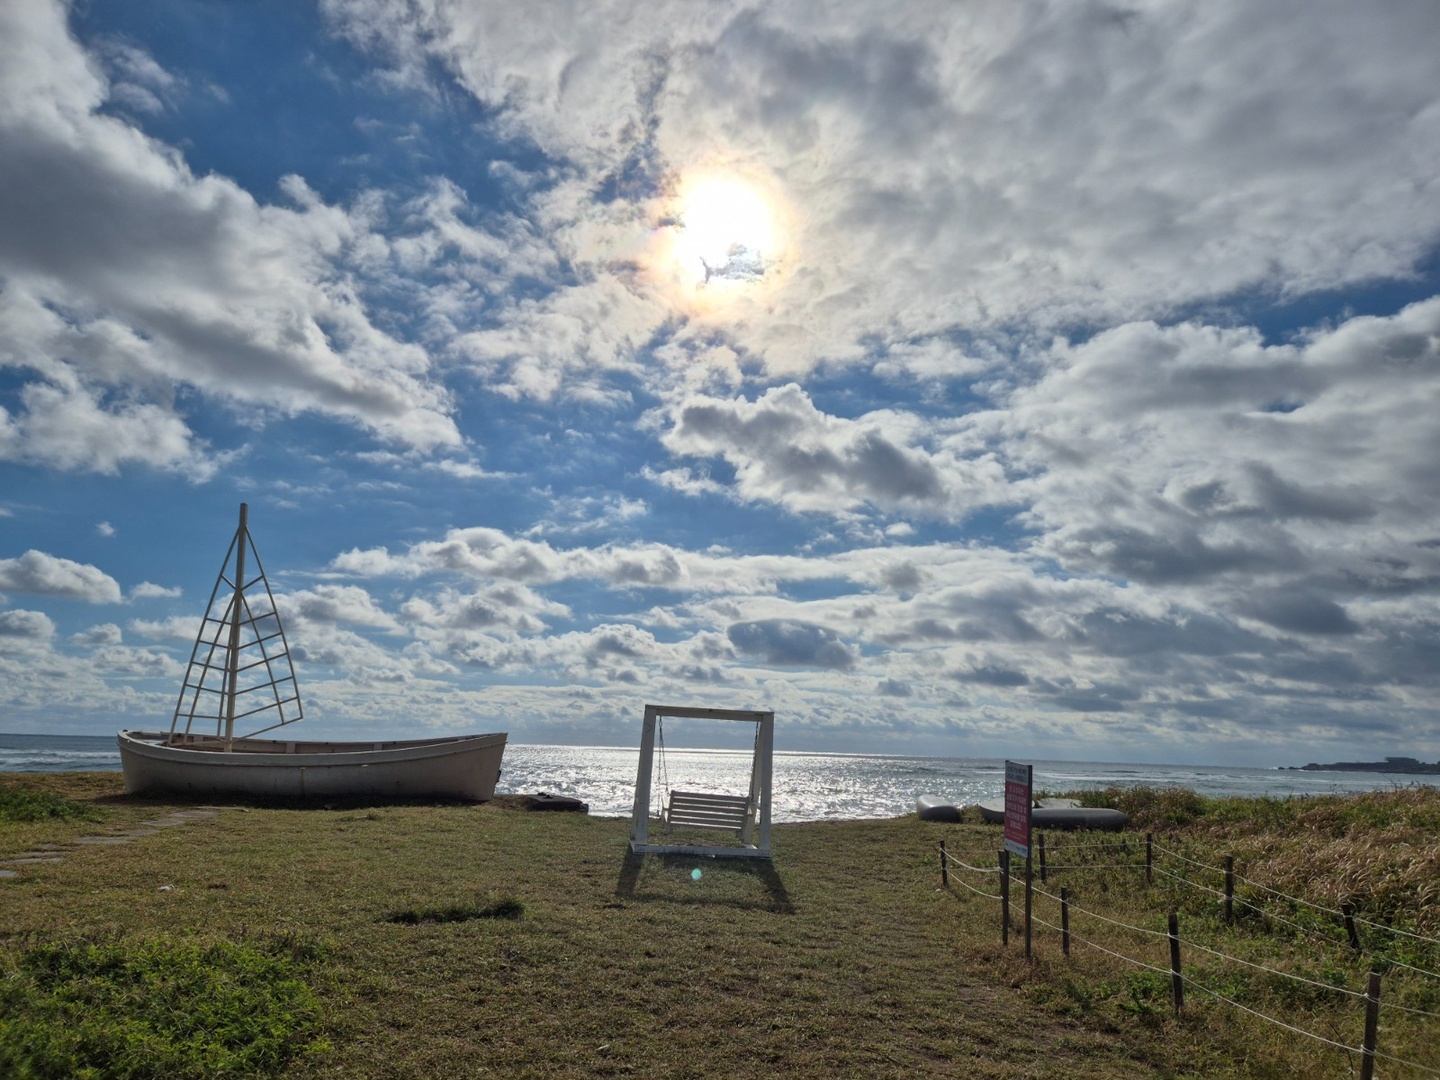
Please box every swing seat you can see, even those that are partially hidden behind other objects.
[664,790,751,834]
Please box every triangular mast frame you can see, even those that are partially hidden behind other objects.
[168,503,302,749]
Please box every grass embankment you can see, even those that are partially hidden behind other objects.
[1,774,1436,1079]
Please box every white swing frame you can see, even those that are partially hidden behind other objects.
[629,703,774,859]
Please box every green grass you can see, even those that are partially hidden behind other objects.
[385,896,525,925]
[0,934,330,1079]
[0,784,104,825]
[2,772,1437,1078]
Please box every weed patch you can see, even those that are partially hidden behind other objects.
[385,896,525,925]
[0,934,330,1079]
[0,785,103,825]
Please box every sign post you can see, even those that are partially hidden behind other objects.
[1004,761,1034,958]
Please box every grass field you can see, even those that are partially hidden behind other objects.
[2,773,1437,1078]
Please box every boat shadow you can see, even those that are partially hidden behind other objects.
[614,849,795,914]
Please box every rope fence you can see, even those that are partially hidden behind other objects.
[933,831,1440,1078]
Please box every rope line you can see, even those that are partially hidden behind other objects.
[1381,999,1440,1021]
[1045,863,1145,872]
[1030,915,1173,976]
[1178,939,1367,999]
[1152,842,1216,872]
[1031,885,1172,939]
[1035,839,1137,852]
[1034,915,1439,1072]
[1034,883,1417,1001]
[1349,915,1440,949]
[1383,957,1440,983]
[1155,840,1440,951]
[1229,871,1344,918]
[947,875,1003,901]
[1178,976,1359,1056]
[936,846,1001,875]
[1151,864,1227,898]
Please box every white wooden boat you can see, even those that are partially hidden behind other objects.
[118,503,506,800]
[117,730,506,800]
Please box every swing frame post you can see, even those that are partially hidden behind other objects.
[629,703,775,859]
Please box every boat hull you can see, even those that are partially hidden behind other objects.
[977,798,1128,832]
[117,730,507,801]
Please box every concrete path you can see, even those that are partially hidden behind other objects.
[1,807,226,880]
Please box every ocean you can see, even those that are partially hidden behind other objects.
[3,733,1432,822]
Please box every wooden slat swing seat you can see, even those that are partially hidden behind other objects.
[663,790,752,834]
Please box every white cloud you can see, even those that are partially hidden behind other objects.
[0,550,123,603]
[0,609,56,642]
[72,622,123,646]
[0,1,462,468]
[324,0,1440,385]
[278,584,404,632]
[659,383,1004,518]
[130,582,182,600]
[999,299,1440,602]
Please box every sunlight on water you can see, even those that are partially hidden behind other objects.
[496,746,1427,822]
[3,736,1431,821]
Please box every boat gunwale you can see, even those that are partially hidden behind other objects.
[118,729,506,769]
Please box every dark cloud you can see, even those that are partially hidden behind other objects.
[728,619,858,670]
[952,665,1029,688]
[1237,592,1360,636]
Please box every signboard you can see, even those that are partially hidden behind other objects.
[1003,760,1032,858]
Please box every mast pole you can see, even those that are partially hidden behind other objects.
[223,503,248,751]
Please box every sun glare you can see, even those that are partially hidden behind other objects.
[676,178,774,277]
[656,170,790,300]
[638,167,792,315]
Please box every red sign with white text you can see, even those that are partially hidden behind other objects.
[1004,760,1032,858]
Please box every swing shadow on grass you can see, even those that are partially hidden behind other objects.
[615,849,795,914]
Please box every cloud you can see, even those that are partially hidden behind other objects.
[727,618,858,670]
[660,383,1002,517]
[322,0,1440,385]
[0,1,462,467]
[1001,300,1440,607]
[0,609,56,641]
[0,550,123,603]
[279,584,404,632]
[0,373,207,476]
[71,623,123,646]
[130,582,181,600]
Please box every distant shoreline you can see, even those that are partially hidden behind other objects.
[1285,758,1440,775]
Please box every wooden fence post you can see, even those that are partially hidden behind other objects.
[1061,886,1071,957]
[1000,849,1010,946]
[1360,970,1381,1080]
[940,839,949,888]
[1342,903,1362,952]
[1146,832,1153,885]
[1024,850,1034,960]
[1223,855,1234,925]
[1038,832,1047,883]
[1167,911,1184,1014]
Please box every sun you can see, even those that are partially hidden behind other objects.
[636,167,792,315]
[673,176,775,284]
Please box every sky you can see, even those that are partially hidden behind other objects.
[2,0,1439,766]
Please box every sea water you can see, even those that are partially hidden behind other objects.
[8,733,1429,822]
